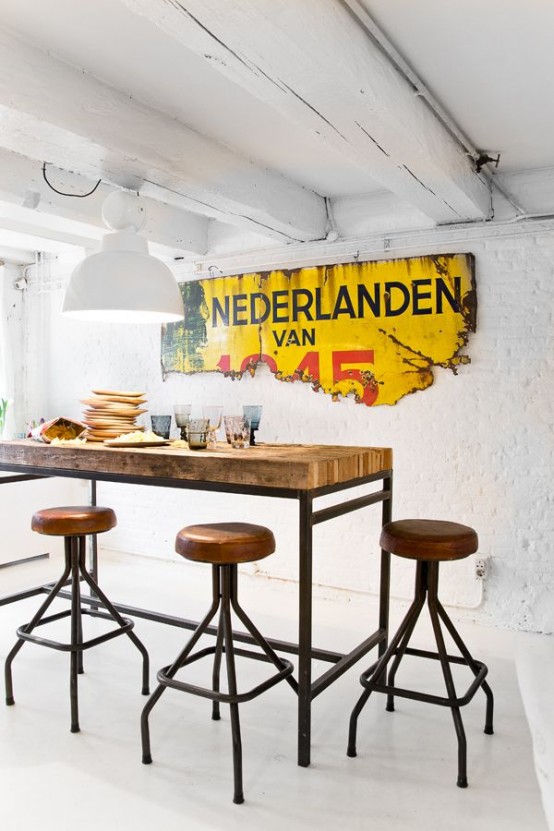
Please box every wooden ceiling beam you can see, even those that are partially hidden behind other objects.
[0,28,327,244]
[124,0,491,224]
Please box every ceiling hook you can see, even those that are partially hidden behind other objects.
[475,152,501,174]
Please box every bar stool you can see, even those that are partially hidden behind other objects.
[141,522,297,805]
[347,519,494,788]
[5,506,150,733]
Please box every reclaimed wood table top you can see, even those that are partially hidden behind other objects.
[0,440,392,491]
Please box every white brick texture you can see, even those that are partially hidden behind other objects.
[17,232,554,634]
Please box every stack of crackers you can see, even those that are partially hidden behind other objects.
[80,389,147,442]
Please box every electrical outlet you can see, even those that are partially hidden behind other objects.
[474,557,488,579]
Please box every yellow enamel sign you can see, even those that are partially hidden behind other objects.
[161,254,476,406]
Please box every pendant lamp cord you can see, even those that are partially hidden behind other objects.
[42,162,102,198]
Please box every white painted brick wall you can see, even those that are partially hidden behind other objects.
[14,231,554,634]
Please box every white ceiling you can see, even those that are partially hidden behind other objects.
[362,0,554,173]
[0,0,553,266]
[0,0,380,198]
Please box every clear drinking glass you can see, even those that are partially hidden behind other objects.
[174,404,192,440]
[223,415,250,449]
[202,405,223,448]
[187,418,210,450]
[242,405,262,446]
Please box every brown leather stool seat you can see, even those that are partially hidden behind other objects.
[32,505,117,537]
[175,522,275,564]
[348,518,494,789]
[141,522,296,805]
[5,506,149,733]
[379,519,479,561]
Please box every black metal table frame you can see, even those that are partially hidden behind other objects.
[0,463,393,767]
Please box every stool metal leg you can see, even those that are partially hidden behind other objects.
[76,538,85,675]
[5,544,72,706]
[386,561,427,712]
[427,562,467,788]
[346,685,373,758]
[76,614,84,675]
[141,573,222,765]
[70,537,82,732]
[229,566,299,695]
[212,611,225,722]
[78,544,150,696]
[347,584,428,757]
[211,564,224,721]
[436,599,494,735]
[222,566,244,805]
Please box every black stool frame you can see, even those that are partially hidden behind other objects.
[348,560,494,788]
[141,562,297,804]
[5,534,150,732]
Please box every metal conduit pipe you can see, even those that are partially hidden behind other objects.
[340,0,527,217]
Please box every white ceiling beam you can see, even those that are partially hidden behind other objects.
[0,226,80,257]
[0,28,327,244]
[330,192,434,239]
[0,149,208,256]
[0,244,38,266]
[123,0,491,224]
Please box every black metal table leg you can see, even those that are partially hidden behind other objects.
[378,473,393,660]
[297,492,313,767]
[88,480,100,613]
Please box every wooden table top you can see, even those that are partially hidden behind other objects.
[0,440,392,492]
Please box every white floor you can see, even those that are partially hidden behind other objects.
[0,551,549,831]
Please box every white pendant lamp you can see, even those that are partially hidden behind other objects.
[62,191,183,323]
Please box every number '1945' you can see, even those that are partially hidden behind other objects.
[216,349,378,405]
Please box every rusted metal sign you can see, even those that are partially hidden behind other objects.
[161,254,476,405]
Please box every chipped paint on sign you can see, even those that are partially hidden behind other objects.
[161,254,476,406]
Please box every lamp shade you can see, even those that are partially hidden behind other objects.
[62,196,183,323]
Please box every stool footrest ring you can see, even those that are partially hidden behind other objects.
[16,609,135,652]
[157,649,294,705]
[361,650,488,709]
[367,668,488,709]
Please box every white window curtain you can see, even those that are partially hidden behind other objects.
[0,265,15,438]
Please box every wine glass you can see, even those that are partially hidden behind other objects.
[203,405,223,448]
[174,404,192,440]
